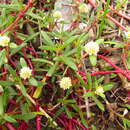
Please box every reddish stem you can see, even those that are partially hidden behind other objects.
[79,70,122,77]
[97,54,130,80]
[106,13,128,31]
[0,0,33,35]
[5,123,16,130]
[36,103,41,130]
[87,0,97,8]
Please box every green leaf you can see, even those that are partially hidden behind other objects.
[64,106,73,118]
[41,31,54,46]
[0,95,4,115]
[3,114,17,123]
[76,73,87,88]
[58,99,76,104]
[13,113,36,120]
[33,86,43,98]
[25,32,40,42]
[0,4,21,11]
[29,77,38,86]
[123,118,130,129]
[125,104,130,110]
[96,39,104,44]
[9,43,18,48]
[32,58,54,65]
[6,65,26,96]
[79,112,89,128]
[92,125,97,130]
[6,64,20,81]
[47,63,58,76]
[84,92,95,97]
[89,55,97,66]
[26,12,43,20]
[70,104,80,112]
[10,42,27,56]
[103,82,114,92]
[19,82,27,96]
[0,49,7,68]
[92,96,105,111]
[0,81,14,86]
[60,35,78,50]
[56,56,77,71]
[20,57,27,67]
[39,45,57,52]
[86,73,92,89]
[55,106,65,118]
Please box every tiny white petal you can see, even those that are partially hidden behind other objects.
[84,41,99,55]
[59,77,72,90]
[0,36,10,47]
[53,11,62,19]
[20,67,32,80]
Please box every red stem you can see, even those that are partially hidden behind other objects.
[87,0,97,8]
[0,0,33,35]
[106,14,128,31]
[5,123,16,130]
[97,54,130,80]
[36,103,41,130]
[79,70,122,76]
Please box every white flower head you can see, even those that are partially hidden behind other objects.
[79,3,88,13]
[95,86,104,95]
[84,41,99,55]
[59,77,72,90]
[20,67,32,80]
[53,11,62,19]
[0,36,10,47]
[124,31,130,39]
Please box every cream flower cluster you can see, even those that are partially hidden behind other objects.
[53,11,62,19]
[59,77,72,90]
[78,3,88,13]
[20,67,32,80]
[84,41,99,55]
[95,86,104,95]
[0,36,10,47]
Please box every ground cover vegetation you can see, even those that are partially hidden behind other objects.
[0,0,130,129]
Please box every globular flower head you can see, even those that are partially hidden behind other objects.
[78,3,88,13]
[20,67,32,80]
[0,36,10,47]
[84,41,99,55]
[59,77,72,90]
[53,11,62,19]
[95,86,104,95]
